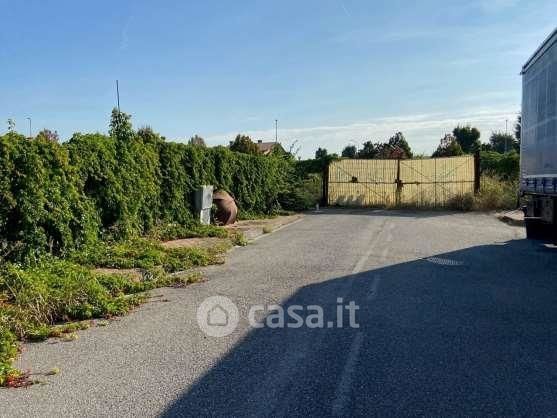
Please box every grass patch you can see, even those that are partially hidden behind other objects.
[0,256,205,387]
[228,231,249,246]
[148,223,229,241]
[0,222,243,386]
[70,237,229,273]
[236,210,294,221]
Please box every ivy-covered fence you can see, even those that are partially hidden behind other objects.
[0,111,292,261]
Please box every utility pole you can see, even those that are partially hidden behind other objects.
[26,117,32,138]
[275,119,278,143]
[116,80,121,112]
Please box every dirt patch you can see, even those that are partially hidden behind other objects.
[225,214,303,240]
[161,214,304,248]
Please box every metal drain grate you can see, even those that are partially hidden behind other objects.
[425,257,464,266]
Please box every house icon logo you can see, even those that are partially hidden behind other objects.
[207,305,229,327]
[197,296,239,337]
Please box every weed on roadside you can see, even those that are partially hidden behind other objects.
[69,237,229,272]
[447,176,518,211]
[0,257,210,386]
[148,223,229,241]
[229,231,248,246]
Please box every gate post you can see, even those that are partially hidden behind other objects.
[395,158,402,207]
[474,151,481,194]
[321,162,329,206]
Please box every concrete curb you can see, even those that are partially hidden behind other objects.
[496,213,524,227]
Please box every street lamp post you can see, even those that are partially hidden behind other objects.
[26,117,32,138]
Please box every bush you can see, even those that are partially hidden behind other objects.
[447,176,518,212]
[280,173,322,211]
[447,193,475,211]
[474,176,518,211]
[0,132,99,263]
[480,151,519,180]
[0,111,295,261]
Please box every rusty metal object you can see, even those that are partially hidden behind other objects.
[212,190,237,225]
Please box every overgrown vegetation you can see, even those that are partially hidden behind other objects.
[448,175,518,211]
[0,257,202,386]
[0,110,293,262]
[70,238,229,272]
[280,173,322,211]
[147,223,229,241]
[480,150,519,180]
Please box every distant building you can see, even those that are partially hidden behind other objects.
[255,140,284,155]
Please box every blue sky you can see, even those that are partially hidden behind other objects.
[1,0,556,157]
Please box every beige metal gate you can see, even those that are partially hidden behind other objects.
[326,155,478,208]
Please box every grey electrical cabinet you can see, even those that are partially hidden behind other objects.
[195,185,214,225]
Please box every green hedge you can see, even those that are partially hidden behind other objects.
[0,132,99,262]
[0,111,292,261]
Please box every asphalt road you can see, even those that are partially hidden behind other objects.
[2,209,557,417]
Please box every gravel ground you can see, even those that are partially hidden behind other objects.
[3,209,556,417]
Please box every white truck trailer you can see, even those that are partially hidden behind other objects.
[521,28,557,239]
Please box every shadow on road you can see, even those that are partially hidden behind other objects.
[162,239,557,417]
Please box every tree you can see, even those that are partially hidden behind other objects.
[288,140,301,159]
[315,147,328,160]
[137,126,164,145]
[189,134,206,147]
[481,150,519,179]
[452,125,481,154]
[384,132,412,159]
[480,142,493,152]
[341,144,357,158]
[375,143,396,159]
[432,134,463,157]
[109,108,134,142]
[489,131,518,154]
[230,134,260,154]
[357,141,379,159]
[514,114,521,142]
[35,129,59,142]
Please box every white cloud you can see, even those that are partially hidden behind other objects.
[204,106,519,158]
